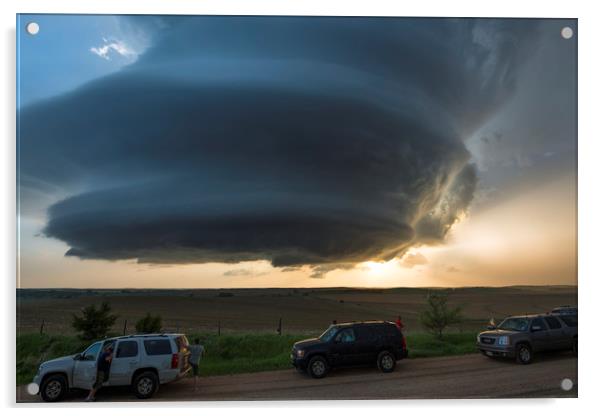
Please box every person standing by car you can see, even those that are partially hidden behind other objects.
[188,338,205,392]
[395,315,404,330]
[85,344,114,402]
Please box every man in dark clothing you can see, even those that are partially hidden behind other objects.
[86,344,113,402]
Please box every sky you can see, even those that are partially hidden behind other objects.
[17,15,577,289]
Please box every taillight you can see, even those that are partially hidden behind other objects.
[171,353,179,369]
[401,335,407,350]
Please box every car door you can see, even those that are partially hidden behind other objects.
[353,325,377,364]
[72,342,102,389]
[558,314,578,341]
[108,340,140,386]
[530,318,551,352]
[544,316,568,350]
[330,328,358,366]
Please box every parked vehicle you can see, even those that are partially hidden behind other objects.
[476,313,577,364]
[291,321,408,378]
[551,306,578,315]
[33,333,191,402]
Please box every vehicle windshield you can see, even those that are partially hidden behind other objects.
[81,342,102,360]
[319,326,339,342]
[497,317,530,332]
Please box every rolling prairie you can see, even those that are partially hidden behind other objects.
[17,286,577,335]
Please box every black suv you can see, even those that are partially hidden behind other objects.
[291,321,408,378]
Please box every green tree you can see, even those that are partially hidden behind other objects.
[419,292,464,339]
[135,313,163,334]
[72,301,118,341]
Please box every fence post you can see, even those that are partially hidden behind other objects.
[277,317,282,335]
[123,319,127,335]
[39,319,45,335]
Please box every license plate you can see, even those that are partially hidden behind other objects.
[486,351,493,356]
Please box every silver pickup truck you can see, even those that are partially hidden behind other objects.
[32,333,191,401]
[476,312,577,364]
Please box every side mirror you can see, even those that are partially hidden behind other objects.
[531,325,543,332]
[333,337,341,344]
[73,353,82,361]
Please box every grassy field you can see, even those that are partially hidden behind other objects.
[17,286,577,335]
[16,331,478,385]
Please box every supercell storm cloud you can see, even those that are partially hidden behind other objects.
[19,17,539,272]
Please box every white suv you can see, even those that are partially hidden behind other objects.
[32,333,191,402]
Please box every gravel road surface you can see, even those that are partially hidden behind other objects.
[17,352,577,402]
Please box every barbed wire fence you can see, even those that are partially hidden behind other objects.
[27,314,487,338]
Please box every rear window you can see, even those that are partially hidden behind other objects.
[383,324,401,336]
[559,315,578,328]
[544,316,562,329]
[143,339,173,355]
[356,325,377,340]
[116,340,139,358]
[360,324,399,340]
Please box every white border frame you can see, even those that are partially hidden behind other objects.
[2,1,601,414]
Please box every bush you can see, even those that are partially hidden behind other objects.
[71,301,118,341]
[420,292,464,339]
[135,313,163,334]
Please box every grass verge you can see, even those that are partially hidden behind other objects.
[17,331,477,385]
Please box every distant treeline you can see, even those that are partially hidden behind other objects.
[16,285,577,301]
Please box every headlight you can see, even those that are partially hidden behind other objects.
[296,349,305,358]
[498,336,510,346]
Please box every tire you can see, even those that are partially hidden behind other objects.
[516,343,533,365]
[572,338,577,356]
[132,371,159,399]
[307,356,328,379]
[377,350,396,373]
[40,374,68,402]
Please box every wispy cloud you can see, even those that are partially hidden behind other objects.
[90,38,135,61]
[223,268,269,277]
[401,252,429,268]
[223,269,253,277]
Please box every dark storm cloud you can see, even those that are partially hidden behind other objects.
[19,17,539,271]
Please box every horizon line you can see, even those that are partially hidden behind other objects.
[17,284,578,291]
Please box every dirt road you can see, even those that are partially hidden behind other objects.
[17,352,577,402]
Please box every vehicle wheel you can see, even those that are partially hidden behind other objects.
[132,371,159,399]
[377,350,396,373]
[572,338,577,356]
[516,344,532,365]
[307,356,328,379]
[40,374,68,402]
